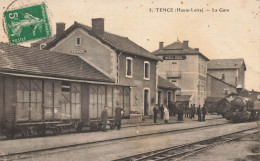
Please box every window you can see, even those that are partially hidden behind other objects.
[198,63,200,73]
[62,81,71,92]
[75,36,81,46]
[257,94,260,100]
[170,79,178,86]
[144,61,150,80]
[126,57,132,78]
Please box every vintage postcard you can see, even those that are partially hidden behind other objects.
[0,0,259,161]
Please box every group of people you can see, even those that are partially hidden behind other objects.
[101,106,124,132]
[153,103,207,123]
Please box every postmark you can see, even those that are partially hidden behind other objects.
[4,3,51,45]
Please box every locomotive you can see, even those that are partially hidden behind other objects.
[214,89,260,122]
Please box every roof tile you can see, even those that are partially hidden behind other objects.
[0,42,114,83]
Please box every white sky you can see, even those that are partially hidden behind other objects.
[1,0,260,91]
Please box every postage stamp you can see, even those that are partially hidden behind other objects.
[4,3,51,45]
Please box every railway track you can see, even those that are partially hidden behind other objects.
[113,127,260,161]
[0,122,229,160]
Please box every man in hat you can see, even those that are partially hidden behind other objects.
[101,106,108,132]
[197,105,202,122]
[115,106,124,130]
[153,104,159,123]
[202,104,207,121]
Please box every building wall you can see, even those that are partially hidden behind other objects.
[49,28,158,116]
[118,54,157,115]
[207,68,245,88]
[50,28,117,80]
[157,54,207,106]
[206,74,237,98]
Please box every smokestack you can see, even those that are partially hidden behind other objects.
[183,40,189,49]
[159,42,164,51]
[194,48,199,51]
[56,23,65,37]
[92,18,104,36]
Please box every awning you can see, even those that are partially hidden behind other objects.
[176,95,192,102]
[0,72,131,87]
[158,76,180,90]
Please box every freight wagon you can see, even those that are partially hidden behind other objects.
[0,74,130,138]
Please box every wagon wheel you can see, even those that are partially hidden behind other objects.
[21,127,27,138]
[5,128,16,139]
[73,121,79,130]
[76,123,83,132]
[57,127,62,134]
[93,123,98,131]
[110,122,116,130]
[52,128,58,135]
[97,122,103,131]
[27,128,33,138]
[89,123,94,131]
[36,125,46,136]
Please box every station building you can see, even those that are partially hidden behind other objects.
[207,59,246,88]
[32,18,165,116]
[152,40,209,107]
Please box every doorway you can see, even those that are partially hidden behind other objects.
[158,91,162,107]
[144,89,149,116]
[168,91,172,107]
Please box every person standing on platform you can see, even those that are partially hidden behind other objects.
[184,104,189,117]
[189,104,193,119]
[169,101,174,116]
[164,106,169,124]
[160,105,164,119]
[197,105,202,122]
[180,104,184,121]
[153,104,159,123]
[101,106,108,132]
[115,106,124,130]
[192,104,196,118]
[202,105,206,121]
[177,104,182,121]
[173,102,177,116]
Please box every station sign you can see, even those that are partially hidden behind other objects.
[162,55,186,60]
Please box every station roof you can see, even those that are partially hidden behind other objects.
[43,21,161,61]
[0,42,114,83]
[158,76,180,90]
[207,59,246,71]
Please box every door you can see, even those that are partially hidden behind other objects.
[158,91,162,107]
[168,91,172,107]
[144,89,149,116]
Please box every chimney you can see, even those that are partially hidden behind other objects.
[92,18,104,36]
[159,42,164,51]
[183,40,189,49]
[56,23,65,37]
[194,48,199,51]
